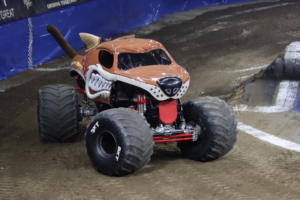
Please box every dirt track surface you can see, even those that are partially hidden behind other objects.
[1,1,300,199]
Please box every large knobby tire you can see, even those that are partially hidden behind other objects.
[85,108,154,176]
[178,96,237,161]
[38,84,80,142]
[264,57,285,79]
[264,42,300,80]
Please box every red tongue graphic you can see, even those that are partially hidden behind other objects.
[158,99,178,124]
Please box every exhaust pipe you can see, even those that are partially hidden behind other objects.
[47,25,77,58]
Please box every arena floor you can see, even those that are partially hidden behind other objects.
[1,0,300,199]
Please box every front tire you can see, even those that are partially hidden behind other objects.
[178,96,237,161]
[37,84,80,142]
[85,108,154,176]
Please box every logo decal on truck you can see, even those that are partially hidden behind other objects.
[90,121,99,134]
[115,146,122,161]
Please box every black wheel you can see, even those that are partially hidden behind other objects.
[264,57,285,79]
[178,96,237,161]
[264,42,300,80]
[38,84,80,142]
[264,56,300,80]
[86,108,154,176]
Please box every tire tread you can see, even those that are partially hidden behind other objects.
[178,96,237,161]
[38,84,79,142]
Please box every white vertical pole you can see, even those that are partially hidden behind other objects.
[3,0,7,7]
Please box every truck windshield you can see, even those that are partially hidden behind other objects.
[118,49,171,70]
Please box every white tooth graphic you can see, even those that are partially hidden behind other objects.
[88,72,112,92]
[94,77,99,87]
[90,74,94,84]
[92,73,97,84]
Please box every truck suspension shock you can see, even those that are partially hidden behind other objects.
[133,94,147,114]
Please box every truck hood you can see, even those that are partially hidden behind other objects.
[116,64,190,86]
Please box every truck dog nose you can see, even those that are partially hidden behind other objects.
[157,77,182,97]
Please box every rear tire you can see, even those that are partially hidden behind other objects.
[178,96,237,161]
[37,84,80,142]
[86,108,154,176]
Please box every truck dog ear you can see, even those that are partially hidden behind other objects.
[79,33,102,51]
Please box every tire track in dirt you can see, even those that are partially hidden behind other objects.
[60,144,159,200]
[13,153,65,200]
[4,112,300,200]
[172,151,300,200]
[136,165,188,200]
[25,147,105,200]
[59,175,106,200]
[40,148,153,200]
[173,160,258,200]
[61,170,157,200]
[148,141,300,200]
[0,174,13,200]
[68,149,254,200]
[95,160,192,200]
[132,147,258,200]
[0,153,14,200]
[233,150,300,193]
[229,134,300,199]
[21,139,300,200]
[101,177,153,200]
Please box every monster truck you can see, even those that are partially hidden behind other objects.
[37,25,237,176]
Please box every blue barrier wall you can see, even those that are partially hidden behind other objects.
[0,0,258,80]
